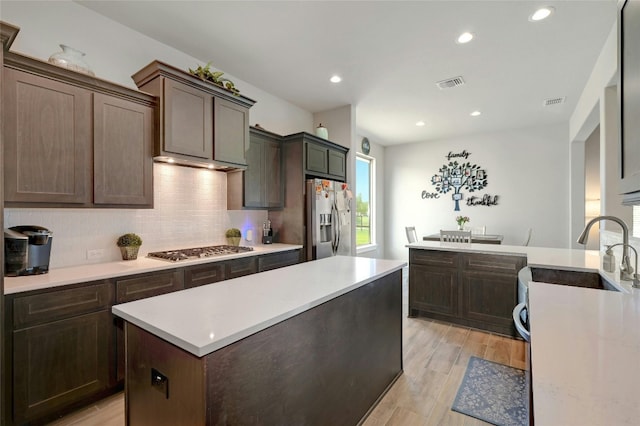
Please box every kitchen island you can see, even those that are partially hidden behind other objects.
[407,240,640,424]
[2,243,303,425]
[113,256,405,425]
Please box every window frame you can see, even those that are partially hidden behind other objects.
[355,153,376,253]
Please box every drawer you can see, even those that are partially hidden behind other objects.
[225,257,258,279]
[462,253,526,274]
[184,262,226,288]
[13,281,113,329]
[409,249,459,268]
[258,250,300,272]
[116,270,184,303]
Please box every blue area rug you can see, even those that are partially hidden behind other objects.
[451,356,527,426]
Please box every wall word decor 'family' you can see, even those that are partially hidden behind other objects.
[421,150,499,211]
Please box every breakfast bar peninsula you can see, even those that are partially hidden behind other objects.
[112,256,405,425]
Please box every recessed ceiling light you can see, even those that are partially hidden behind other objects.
[330,75,342,83]
[416,120,426,126]
[457,32,474,44]
[208,164,214,169]
[529,6,554,22]
[167,158,175,163]
[470,111,481,117]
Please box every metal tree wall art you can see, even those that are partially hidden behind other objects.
[431,160,488,211]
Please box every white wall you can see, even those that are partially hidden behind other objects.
[585,126,601,250]
[569,21,632,246]
[1,1,313,135]
[385,123,570,261]
[1,1,314,268]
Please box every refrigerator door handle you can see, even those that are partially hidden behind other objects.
[332,202,340,254]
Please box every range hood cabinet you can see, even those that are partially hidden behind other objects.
[132,60,255,171]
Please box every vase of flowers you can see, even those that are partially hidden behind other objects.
[456,216,470,230]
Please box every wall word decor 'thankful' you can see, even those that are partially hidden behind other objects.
[426,150,499,211]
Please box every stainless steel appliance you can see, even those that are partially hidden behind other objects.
[4,225,53,276]
[305,178,352,260]
[147,245,254,262]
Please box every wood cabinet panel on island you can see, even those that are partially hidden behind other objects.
[2,51,156,208]
[409,248,526,337]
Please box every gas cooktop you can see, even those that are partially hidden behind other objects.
[147,245,254,262]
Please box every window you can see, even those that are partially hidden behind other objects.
[634,206,640,238]
[356,154,375,248]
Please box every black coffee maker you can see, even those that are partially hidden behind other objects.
[4,225,53,276]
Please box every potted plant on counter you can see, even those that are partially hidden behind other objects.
[117,233,142,260]
[225,228,242,246]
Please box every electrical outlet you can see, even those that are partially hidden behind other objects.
[87,249,104,260]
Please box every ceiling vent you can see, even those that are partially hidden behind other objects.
[436,76,465,90]
[543,97,565,106]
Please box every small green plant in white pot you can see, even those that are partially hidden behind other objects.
[117,233,142,260]
[225,228,241,246]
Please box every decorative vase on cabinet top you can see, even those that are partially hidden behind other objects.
[48,44,95,76]
[315,123,329,139]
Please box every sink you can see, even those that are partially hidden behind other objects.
[518,266,621,308]
[529,267,617,291]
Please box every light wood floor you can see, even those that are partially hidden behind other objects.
[47,269,525,426]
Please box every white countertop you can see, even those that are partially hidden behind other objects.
[529,283,640,425]
[112,256,406,357]
[408,241,640,423]
[406,241,604,271]
[4,243,302,295]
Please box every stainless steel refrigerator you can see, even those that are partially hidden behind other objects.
[305,178,353,260]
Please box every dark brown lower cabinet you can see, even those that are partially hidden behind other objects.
[6,280,115,425]
[258,250,301,272]
[409,249,526,337]
[184,262,226,288]
[224,257,258,279]
[13,311,113,424]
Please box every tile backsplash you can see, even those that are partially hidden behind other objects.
[4,163,267,268]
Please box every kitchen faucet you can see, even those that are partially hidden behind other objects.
[607,243,640,288]
[577,215,635,281]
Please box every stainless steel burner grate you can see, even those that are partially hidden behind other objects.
[148,245,254,262]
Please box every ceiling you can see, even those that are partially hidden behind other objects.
[77,1,617,146]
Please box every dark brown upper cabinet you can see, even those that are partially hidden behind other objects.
[227,126,284,210]
[3,68,92,205]
[2,51,156,208]
[132,61,255,170]
[619,0,640,204]
[283,132,348,182]
[93,94,154,206]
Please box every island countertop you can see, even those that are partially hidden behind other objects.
[4,243,302,295]
[112,256,406,357]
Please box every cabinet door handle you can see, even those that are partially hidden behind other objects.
[513,302,530,342]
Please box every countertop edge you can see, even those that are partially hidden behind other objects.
[112,257,406,357]
[5,244,303,295]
